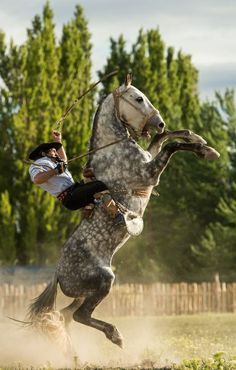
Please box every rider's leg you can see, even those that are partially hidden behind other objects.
[62,180,107,210]
[62,181,126,224]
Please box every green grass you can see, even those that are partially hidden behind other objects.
[1,354,236,369]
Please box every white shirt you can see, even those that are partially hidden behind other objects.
[29,157,75,197]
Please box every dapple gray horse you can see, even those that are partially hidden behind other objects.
[29,75,219,349]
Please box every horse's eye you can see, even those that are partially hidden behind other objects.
[136,96,143,103]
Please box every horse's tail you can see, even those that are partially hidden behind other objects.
[28,273,58,321]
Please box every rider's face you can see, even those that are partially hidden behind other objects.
[46,148,57,157]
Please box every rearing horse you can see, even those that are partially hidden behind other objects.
[29,75,219,349]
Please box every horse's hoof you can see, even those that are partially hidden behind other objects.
[105,325,124,348]
[202,146,220,160]
[186,131,207,144]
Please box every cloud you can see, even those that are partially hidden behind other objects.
[0,0,235,99]
[198,62,236,99]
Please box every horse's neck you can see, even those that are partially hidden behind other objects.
[89,97,153,215]
[92,95,127,148]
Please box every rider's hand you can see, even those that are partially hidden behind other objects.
[52,130,62,143]
[55,162,67,174]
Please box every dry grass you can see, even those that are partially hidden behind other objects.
[0,314,235,369]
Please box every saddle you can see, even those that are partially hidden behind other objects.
[81,190,144,236]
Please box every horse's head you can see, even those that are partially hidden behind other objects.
[113,74,165,139]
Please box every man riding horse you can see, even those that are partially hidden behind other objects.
[28,130,125,224]
[27,75,220,352]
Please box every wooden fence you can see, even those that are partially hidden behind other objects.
[1,282,236,317]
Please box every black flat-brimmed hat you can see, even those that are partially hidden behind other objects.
[28,142,62,160]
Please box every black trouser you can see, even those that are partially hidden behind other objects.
[62,181,108,210]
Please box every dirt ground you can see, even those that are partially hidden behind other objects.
[0,314,235,368]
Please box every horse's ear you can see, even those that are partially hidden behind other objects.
[125,73,132,87]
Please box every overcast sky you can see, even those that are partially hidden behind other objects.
[0,0,235,100]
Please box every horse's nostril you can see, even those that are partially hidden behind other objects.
[159,122,165,128]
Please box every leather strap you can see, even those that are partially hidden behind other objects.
[131,187,152,198]
[112,87,157,137]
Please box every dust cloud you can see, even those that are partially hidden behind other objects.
[0,314,174,368]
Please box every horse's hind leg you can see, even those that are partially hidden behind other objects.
[60,298,84,327]
[73,268,123,347]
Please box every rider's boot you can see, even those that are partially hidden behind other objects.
[94,192,126,226]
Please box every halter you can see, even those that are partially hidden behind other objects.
[112,87,158,138]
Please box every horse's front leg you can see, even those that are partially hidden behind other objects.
[145,141,220,186]
[147,130,207,157]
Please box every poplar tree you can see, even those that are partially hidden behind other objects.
[146,29,170,116]
[0,191,16,263]
[131,30,151,95]
[98,35,131,95]
[0,2,93,264]
[191,91,236,281]
[166,46,182,127]
[11,5,61,263]
[59,4,93,170]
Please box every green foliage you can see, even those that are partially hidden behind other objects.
[0,191,16,263]
[175,353,236,370]
[0,2,93,265]
[98,34,131,95]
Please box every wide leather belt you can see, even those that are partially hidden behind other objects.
[57,184,75,202]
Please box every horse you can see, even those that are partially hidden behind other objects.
[28,74,219,350]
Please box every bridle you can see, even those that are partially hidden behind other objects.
[112,87,158,138]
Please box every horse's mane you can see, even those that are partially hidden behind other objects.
[86,96,106,168]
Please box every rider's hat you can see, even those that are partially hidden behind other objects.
[28,142,62,160]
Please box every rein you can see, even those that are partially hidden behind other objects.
[24,137,127,168]
[55,69,119,131]
[67,138,127,164]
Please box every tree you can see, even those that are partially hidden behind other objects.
[191,91,236,281]
[59,5,93,171]
[98,35,131,95]
[0,191,16,263]
[0,2,93,264]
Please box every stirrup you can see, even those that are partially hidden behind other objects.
[94,191,123,220]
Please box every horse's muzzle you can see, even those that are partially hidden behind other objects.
[146,114,165,134]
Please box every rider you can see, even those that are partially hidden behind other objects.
[28,130,124,223]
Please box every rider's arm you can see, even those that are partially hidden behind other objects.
[52,130,67,162]
[33,168,58,184]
